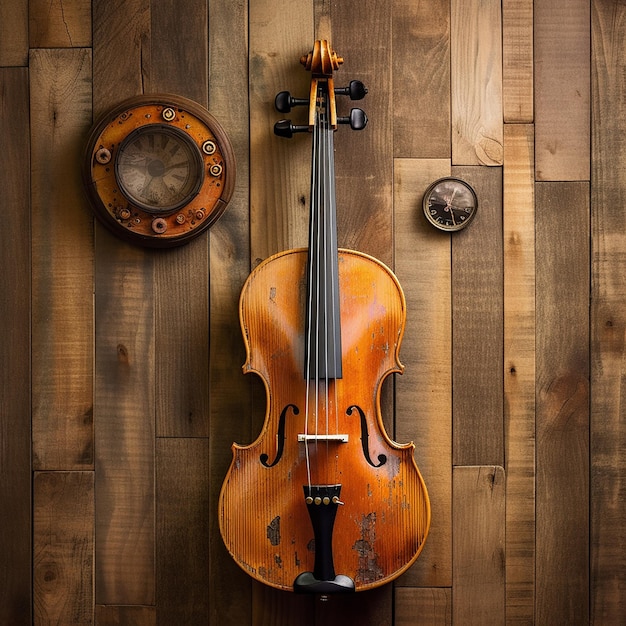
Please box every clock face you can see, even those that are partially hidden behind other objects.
[423,178,477,231]
[115,124,204,213]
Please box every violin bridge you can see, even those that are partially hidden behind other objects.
[297,433,349,443]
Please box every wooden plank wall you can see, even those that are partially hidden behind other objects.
[1,0,625,624]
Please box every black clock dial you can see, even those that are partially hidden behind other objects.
[422,178,477,232]
[115,124,204,213]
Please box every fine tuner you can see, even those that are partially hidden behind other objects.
[274,79,368,138]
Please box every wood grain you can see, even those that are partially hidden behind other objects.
[534,0,590,181]
[393,0,450,158]
[503,124,535,624]
[0,0,28,65]
[395,587,451,626]
[451,0,503,166]
[0,66,31,626]
[29,0,91,47]
[34,472,94,624]
[394,158,452,588]
[591,1,626,620]
[156,438,209,623]
[249,0,313,260]
[502,0,533,122]
[535,181,590,624]
[452,466,505,625]
[452,166,504,466]
[30,48,94,471]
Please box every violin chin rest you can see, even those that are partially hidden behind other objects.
[293,572,355,594]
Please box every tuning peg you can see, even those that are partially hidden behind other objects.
[274,119,309,138]
[335,80,368,101]
[338,108,368,131]
[275,91,309,113]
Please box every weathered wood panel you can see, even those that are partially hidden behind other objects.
[452,466,506,625]
[503,124,535,624]
[452,166,504,466]
[395,158,452,588]
[393,0,450,158]
[156,438,209,623]
[536,181,590,624]
[0,66,31,626]
[451,0,503,166]
[502,0,533,122]
[33,472,94,624]
[534,0,590,181]
[591,1,626,620]
[30,48,94,471]
[0,0,28,65]
[395,587,452,626]
[29,0,91,48]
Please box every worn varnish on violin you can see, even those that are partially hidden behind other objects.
[219,40,430,593]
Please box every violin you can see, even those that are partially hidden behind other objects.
[219,40,430,594]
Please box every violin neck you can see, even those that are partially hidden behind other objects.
[305,79,343,380]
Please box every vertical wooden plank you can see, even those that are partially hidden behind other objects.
[452,466,506,626]
[395,158,452,588]
[452,166,503,466]
[502,0,533,123]
[451,0,503,166]
[207,1,255,624]
[332,0,394,263]
[92,0,155,607]
[591,2,626,621]
[156,439,209,623]
[535,181,589,624]
[34,472,94,625]
[393,0,450,158]
[29,0,91,48]
[94,231,155,606]
[534,0,590,181]
[249,0,313,260]
[148,0,207,103]
[0,66,31,626]
[503,124,535,623]
[395,587,452,626]
[92,0,150,118]
[31,48,94,471]
[0,0,28,65]
[150,0,210,438]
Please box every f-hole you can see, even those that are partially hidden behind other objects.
[346,405,387,468]
[260,403,299,467]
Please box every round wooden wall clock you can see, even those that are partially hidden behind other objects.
[422,177,477,232]
[83,94,235,247]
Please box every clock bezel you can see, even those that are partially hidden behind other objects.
[422,177,478,232]
[82,94,235,248]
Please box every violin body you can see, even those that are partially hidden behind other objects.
[219,247,430,591]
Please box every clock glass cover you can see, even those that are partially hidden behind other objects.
[422,177,477,231]
[115,124,204,213]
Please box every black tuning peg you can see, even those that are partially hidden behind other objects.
[274,119,309,138]
[335,80,368,101]
[275,91,309,113]
[338,108,368,131]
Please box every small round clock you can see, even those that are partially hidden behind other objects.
[422,177,477,232]
[83,94,235,247]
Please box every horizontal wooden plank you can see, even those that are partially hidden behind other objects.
[29,0,91,47]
